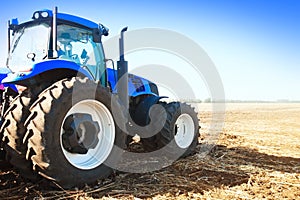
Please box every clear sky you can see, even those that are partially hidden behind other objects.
[0,0,299,101]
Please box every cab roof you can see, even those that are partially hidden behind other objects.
[32,9,99,29]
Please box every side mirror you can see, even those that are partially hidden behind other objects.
[99,24,109,36]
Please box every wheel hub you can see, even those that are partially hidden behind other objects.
[62,113,100,154]
[174,113,195,149]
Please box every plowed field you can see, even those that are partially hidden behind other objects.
[1,103,299,199]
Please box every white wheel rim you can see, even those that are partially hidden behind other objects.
[60,99,115,170]
[174,113,195,149]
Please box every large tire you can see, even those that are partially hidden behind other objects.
[1,91,7,162]
[25,77,127,188]
[0,92,39,179]
[0,120,4,162]
[139,101,167,151]
[0,149,5,161]
[126,99,166,147]
[141,102,200,158]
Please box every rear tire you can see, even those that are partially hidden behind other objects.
[0,148,5,161]
[26,77,127,188]
[141,102,199,158]
[0,92,39,179]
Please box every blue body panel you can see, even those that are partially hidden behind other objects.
[0,63,156,97]
[1,60,93,84]
[107,68,156,97]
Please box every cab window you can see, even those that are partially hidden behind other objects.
[57,25,104,80]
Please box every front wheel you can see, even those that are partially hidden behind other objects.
[25,77,127,188]
[142,102,200,158]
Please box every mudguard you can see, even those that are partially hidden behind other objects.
[1,62,158,97]
[0,68,17,91]
[1,60,93,84]
[107,68,157,97]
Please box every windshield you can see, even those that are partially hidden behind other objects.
[7,23,50,72]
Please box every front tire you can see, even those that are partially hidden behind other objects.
[26,77,127,188]
[142,102,200,158]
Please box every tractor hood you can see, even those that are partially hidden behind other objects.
[107,68,158,97]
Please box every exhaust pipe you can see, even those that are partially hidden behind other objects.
[49,6,58,58]
[117,27,128,116]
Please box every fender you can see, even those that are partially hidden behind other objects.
[2,60,93,84]
[0,67,17,91]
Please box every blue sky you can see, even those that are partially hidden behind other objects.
[0,0,299,100]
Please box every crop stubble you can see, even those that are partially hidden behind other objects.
[0,103,299,199]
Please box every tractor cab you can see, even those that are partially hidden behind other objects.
[5,9,108,84]
[3,8,159,99]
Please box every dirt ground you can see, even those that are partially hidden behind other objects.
[1,103,300,199]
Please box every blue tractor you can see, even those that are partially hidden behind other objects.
[0,7,199,188]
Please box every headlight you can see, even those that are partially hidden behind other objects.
[33,12,40,19]
[41,11,49,18]
[32,10,51,20]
